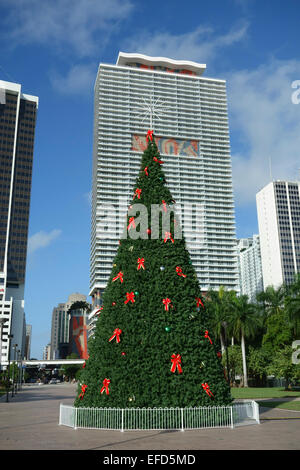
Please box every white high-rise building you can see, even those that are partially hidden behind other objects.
[237,235,263,302]
[256,180,300,289]
[89,52,239,325]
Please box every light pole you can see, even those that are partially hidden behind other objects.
[12,343,18,397]
[17,349,21,391]
[0,317,8,371]
[6,334,13,402]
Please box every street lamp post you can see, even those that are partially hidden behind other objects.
[17,349,21,391]
[6,334,13,402]
[0,317,8,371]
[12,343,18,397]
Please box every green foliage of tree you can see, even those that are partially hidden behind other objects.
[247,346,270,386]
[267,345,300,389]
[221,345,243,384]
[262,309,293,353]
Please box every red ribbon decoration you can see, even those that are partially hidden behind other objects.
[196,297,204,308]
[109,328,122,343]
[162,200,167,212]
[79,384,87,400]
[162,298,172,311]
[124,292,135,304]
[153,156,164,165]
[137,258,145,270]
[202,382,214,398]
[133,188,142,200]
[144,166,149,176]
[128,217,135,230]
[100,378,110,395]
[171,354,183,374]
[95,307,103,316]
[164,231,174,243]
[146,130,153,141]
[112,271,124,283]
[176,266,186,278]
[204,330,212,344]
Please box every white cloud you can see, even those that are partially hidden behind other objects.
[1,0,133,57]
[226,59,300,206]
[50,63,97,95]
[123,21,249,63]
[27,229,62,255]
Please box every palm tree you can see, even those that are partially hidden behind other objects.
[228,295,261,387]
[206,286,235,353]
[256,284,286,320]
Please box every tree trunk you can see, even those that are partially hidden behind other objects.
[241,333,248,387]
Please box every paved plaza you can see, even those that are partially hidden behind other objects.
[0,383,300,451]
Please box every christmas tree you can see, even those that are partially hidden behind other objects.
[75,131,232,408]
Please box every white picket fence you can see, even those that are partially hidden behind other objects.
[59,401,260,431]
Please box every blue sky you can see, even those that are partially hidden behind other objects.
[1,0,300,359]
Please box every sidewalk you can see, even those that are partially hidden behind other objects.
[0,383,299,450]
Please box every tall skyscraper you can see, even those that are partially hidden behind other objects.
[237,235,263,302]
[256,180,300,289]
[0,80,38,367]
[89,52,239,322]
[50,293,87,359]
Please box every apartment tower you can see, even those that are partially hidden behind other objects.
[256,180,300,289]
[89,52,239,328]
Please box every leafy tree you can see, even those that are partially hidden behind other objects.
[221,345,243,386]
[262,309,293,354]
[247,346,269,386]
[267,345,300,389]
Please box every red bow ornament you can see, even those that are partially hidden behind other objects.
[196,297,204,308]
[133,188,142,200]
[202,382,214,398]
[112,271,124,283]
[137,258,145,270]
[164,231,174,243]
[128,217,136,230]
[124,292,135,304]
[171,354,183,374]
[176,266,186,278]
[79,384,87,400]
[204,330,212,344]
[144,166,149,176]
[100,378,110,395]
[162,298,172,311]
[146,130,153,141]
[95,307,103,316]
[153,156,164,165]
[109,328,122,343]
